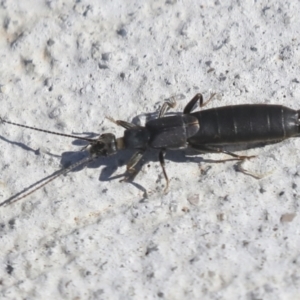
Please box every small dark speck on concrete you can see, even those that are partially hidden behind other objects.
[47,39,55,46]
[83,5,91,17]
[101,53,110,61]
[189,256,199,264]
[292,183,297,189]
[10,32,24,49]
[279,191,285,196]
[120,72,125,80]
[6,264,13,275]
[8,219,15,229]
[262,6,271,15]
[3,17,10,30]
[219,73,226,81]
[22,59,35,73]
[44,77,53,88]
[145,243,158,255]
[223,195,229,201]
[98,63,108,69]
[22,59,32,66]
[157,292,164,298]
[279,46,292,61]
[250,46,257,51]
[205,60,212,66]
[164,78,172,85]
[259,187,266,194]
[117,28,127,37]
[102,188,108,194]
[292,78,299,83]
[243,240,249,247]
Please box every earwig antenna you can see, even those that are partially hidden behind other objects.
[0,156,95,207]
[0,117,95,142]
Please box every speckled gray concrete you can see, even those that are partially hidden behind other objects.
[0,1,300,299]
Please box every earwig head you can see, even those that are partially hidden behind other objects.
[89,133,118,157]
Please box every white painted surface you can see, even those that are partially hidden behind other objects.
[0,1,300,299]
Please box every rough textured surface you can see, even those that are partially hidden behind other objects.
[1,1,300,299]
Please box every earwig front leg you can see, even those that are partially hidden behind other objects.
[159,149,169,193]
[121,150,145,182]
[106,117,139,129]
[159,97,177,118]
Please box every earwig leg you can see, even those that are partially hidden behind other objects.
[190,145,256,160]
[159,97,177,118]
[235,160,272,179]
[221,150,256,160]
[121,150,145,182]
[183,94,203,114]
[106,117,139,129]
[201,93,216,108]
[236,160,263,179]
[159,149,169,193]
[183,93,216,114]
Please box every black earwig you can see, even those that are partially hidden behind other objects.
[1,93,300,207]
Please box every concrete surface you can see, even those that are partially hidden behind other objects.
[0,0,300,299]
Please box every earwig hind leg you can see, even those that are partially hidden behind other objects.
[202,92,217,107]
[221,150,256,160]
[190,145,256,160]
[106,117,139,129]
[190,144,269,179]
[235,160,272,179]
[159,149,169,193]
[183,93,216,114]
[183,94,203,114]
[121,150,145,182]
[159,97,177,118]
